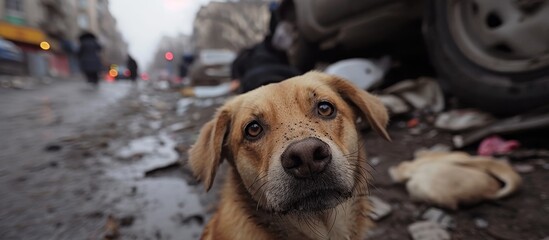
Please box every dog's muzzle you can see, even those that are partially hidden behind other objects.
[280,137,332,178]
[275,137,350,212]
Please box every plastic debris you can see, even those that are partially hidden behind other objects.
[325,57,391,90]
[383,77,445,113]
[435,109,494,131]
[513,164,535,173]
[422,208,454,229]
[408,221,451,240]
[477,136,520,156]
[474,218,489,229]
[378,94,410,114]
[407,118,420,128]
[368,196,393,221]
[179,81,237,98]
[453,111,549,148]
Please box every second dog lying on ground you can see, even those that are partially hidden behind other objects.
[389,150,521,210]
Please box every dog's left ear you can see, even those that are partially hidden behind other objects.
[319,73,391,141]
[188,109,231,191]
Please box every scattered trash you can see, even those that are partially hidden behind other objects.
[429,144,452,152]
[144,162,180,177]
[44,144,62,152]
[104,215,120,240]
[112,133,179,178]
[176,98,194,116]
[435,109,494,132]
[325,57,391,90]
[474,218,489,229]
[425,129,439,139]
[119,215,135,227]
[151,99,171,111]
[369,156,381,166]
[148,120,162,130]
[383,77,445,113]
[167,122,194,133]
[378,94,410,114]
[180,214,204,226]
[179,82,236,98]
[409,127,423,136]
[453,111,549,148]
[368,196,393,221]
[407,118,420,128]
[513,164,535,173]
[422,208,454,229]
[389,151,522,209]
[478,136,520,156]
[408,221,451,240]
[494,149,549,161]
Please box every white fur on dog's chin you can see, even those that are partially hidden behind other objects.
[263,137,356,212]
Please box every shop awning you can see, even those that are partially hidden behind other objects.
[0,21,47,45]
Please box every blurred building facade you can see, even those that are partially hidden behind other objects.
[0,0,127,78]
[192,1,270,52]
[148,34,192,80]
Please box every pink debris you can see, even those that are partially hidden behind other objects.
[478,135,520,156]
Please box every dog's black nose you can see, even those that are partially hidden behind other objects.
[281,137,332,178]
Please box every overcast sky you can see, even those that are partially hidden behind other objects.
[110,0,211,68]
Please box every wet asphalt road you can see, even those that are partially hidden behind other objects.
[0,80,133,239]
[0,79,212,240]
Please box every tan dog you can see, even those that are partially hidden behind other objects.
[188,72,391,240]
[389,151,522,209]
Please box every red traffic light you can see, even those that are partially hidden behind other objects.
[165,51,174,61]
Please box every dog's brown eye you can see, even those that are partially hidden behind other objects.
[317,101,335,117]
[244,121,263,139]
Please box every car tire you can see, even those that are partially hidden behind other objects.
[424,0,549,115]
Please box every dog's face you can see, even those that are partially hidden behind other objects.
[189,72,390,213]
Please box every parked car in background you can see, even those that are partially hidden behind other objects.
[189,49,236,86]
[278,0,549,115]
[0,37,25,75]
[115,66,132,80]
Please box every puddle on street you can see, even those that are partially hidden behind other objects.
[108,132,178,179]
[176,97,227,116]
[102,127,207,239]
[108,178,205,240]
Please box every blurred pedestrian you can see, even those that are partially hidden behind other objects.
[77,32,103,86]
[179,53,194,85]
[231,2,300,93]
[127,54,138,82]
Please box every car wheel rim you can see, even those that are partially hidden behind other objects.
[448,0,549,73]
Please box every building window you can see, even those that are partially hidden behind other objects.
[5,0,23,12]
[5,0,25,25]
[78,14,89,29]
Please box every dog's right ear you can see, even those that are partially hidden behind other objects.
[188,109,230,191]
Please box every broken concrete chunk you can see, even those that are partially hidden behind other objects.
[422,208,454,229]
[408,221,451,240]
[368,196,392,221]
[435,109,493,132]
[514,164,535,173]
[379,94,410,114]
[474,218,488,229]
[369,157,381,166]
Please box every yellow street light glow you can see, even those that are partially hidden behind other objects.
[40,41,50,50]
[109,69,118,77]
